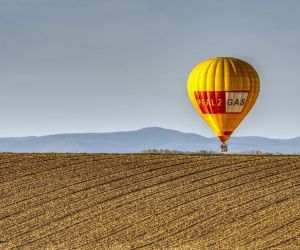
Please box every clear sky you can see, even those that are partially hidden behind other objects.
[0,0,299,138]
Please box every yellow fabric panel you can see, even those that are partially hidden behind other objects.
[187,57,260,143]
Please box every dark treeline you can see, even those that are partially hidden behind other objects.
[140,149,290,155]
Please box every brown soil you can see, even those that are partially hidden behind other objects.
[0,154,299,249]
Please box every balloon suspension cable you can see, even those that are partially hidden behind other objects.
[220,143,228,153]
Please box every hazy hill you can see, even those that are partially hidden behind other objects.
[0,127,298,153]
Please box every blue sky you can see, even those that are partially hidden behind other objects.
[0,0,299,138]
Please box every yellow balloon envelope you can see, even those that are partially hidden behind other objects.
[187,57,260,151]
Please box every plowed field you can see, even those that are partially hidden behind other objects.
[1,154,299,249]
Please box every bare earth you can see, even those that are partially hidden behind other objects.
[0,153,299,249]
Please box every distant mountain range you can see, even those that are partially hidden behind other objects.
[0,127,298,154]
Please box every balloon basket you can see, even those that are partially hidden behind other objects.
[220,144,228,153]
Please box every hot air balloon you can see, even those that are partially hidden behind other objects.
[187,57,260,152]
